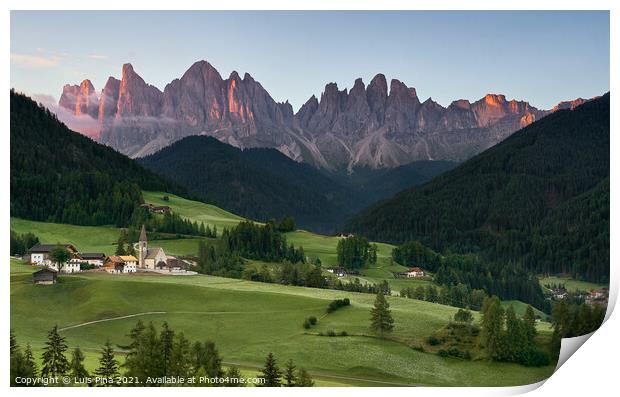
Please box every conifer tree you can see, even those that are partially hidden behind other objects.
[257,352,282,387]
[69,347,89,380]
[169,333,191,377]
[523,305,538,343]
[160,322,175,375]
[480,296,504,359]
[370,291,394,336]
[41,325,70,378]
[224,366,245,387]
[23,344,38,379]
[283,359,297,387]
[94,340,119,384]
[296,368,314,387]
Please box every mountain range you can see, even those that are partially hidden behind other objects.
[139,135,456,232]
[57,60,586,171]
[345,94,610,283]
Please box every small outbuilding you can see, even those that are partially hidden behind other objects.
[32,268,58,285]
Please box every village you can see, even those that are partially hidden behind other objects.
[27,225,195,284]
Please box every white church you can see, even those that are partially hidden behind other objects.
[135,225,185,271]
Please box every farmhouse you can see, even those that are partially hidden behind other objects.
[80,253,106,267]
[406,267,425,278]
[103,255,137,273]
[551,287,568,300]
[28,244,81,273]
[28,244,78,266]
[32,268,58,285]
[140,203,172,215]
[326,267,347,277]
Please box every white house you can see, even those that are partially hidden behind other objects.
[79,253,106,267]
[405,267,425,278]
[28,244,81,273]
[104,256,137,273]
[326,267,347,277]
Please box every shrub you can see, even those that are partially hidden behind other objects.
[427,336,441,346]
[339,331,348,336]
[454,308,473,324]
[327,330,336,337]
[520,349,551,367]
[327,298,351,313]
[303,319,311,329]
[413,345,425,352]
[308,316,317,325]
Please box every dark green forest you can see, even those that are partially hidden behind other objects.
[346,94,610,283]
[139,136,356,232]
[10,90,179,227]
[139,136,454,233]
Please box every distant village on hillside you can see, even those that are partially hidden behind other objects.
[27,225,195,284]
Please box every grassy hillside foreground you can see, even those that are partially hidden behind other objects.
[10,260,554,386]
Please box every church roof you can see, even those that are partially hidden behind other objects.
[139,225,147,242]
[145,247,164,259]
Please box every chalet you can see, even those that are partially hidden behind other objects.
[104,255,137,274]
[586,288,608,305]
[405,267,425,278]
[32,268,58,285]
[28,244,78,266]
[326,267,347,277]
[551,287,568,300]
[80,253,106,267]
[140,203,172,215]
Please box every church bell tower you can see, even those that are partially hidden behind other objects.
[138,224,148,268]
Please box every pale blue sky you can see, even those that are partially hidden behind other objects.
[10,11,609,110]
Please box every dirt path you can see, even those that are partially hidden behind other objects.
[58,312,167,331]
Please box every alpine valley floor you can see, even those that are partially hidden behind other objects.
[10,192,557,386]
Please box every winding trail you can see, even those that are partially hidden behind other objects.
[58,312,167,332]
[58,311,421,386]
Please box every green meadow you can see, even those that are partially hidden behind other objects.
[10,192,559,386]
[10,260,555,386]
[539,276,606,293]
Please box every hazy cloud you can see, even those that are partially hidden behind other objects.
[88,54,108,60]
[11,53,61,68]
[31,93,101,139]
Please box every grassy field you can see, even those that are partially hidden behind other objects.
[10,217,211,258]
[143,191,245,231]
[539,276,607,293]
[10,259,555,386]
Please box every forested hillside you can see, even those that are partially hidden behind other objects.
[10,90,178,227]
[139,136,357,232]
[346,94,610,282]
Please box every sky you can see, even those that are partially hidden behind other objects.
[10,11,610,111]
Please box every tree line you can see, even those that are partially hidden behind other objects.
[129,208,217,238]
[391,239,547,312]
[336,235,377,270]
[480,296,550,367]
[221,221,305,264]
[400,283,488,310]
[10,231,39,256]
[550,300,606,354]
[10,322,313,387]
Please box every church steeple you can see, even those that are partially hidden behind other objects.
[138,225,148,268]
[139,224,147,242]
